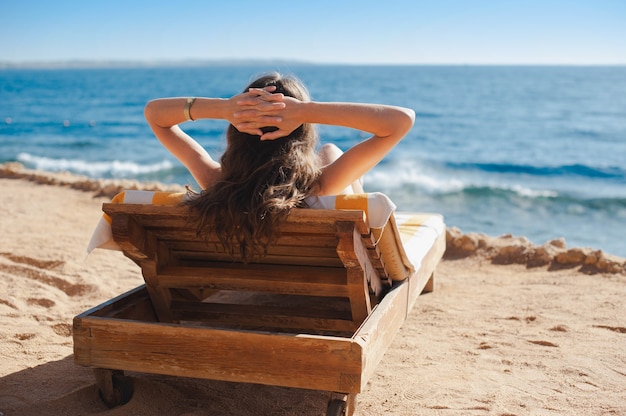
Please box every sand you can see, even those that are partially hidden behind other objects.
[1,165,625,415]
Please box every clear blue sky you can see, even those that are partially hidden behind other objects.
[2,0,625,65]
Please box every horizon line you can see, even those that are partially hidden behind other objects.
[1,58,625,70]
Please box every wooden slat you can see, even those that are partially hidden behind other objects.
[103,203,190,218]
[173,298,351,321]
[364,242,388,283]
[170,301,356,333]
[335,222,372,326]
[148,235,344,266]
[156,263,350,297]
[109,214,149,262]
[354,229,446,387]
[132,218,353,236]
[354,279,410,388]
[104,204,367,233]
[170,287,217,302]
[73,285,156,321]
[160,233,338,251]
[173,251,344,268]
[150,232,339,248]
[275,233,339,247]
[141,260,174,322]
[103,204,365,223]
[352,230,385,297]
[73,316,364,393]
[163,240,340,260]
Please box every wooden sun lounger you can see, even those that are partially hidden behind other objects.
[73,204,445,416]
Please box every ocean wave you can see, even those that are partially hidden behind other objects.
[368,168,626,216]
[451,186,626,212]
[367,167,559,199]
[16,152,174,178]
[447,162,626,180]
[456,184,559,199]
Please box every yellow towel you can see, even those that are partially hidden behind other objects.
[88,191,188,252]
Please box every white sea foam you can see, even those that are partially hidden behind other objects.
[367,162,465,194]
[367,163,558,199]
[16,153,174,178]
[507,184,558,198]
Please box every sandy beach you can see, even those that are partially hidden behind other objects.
[1,164,624,416]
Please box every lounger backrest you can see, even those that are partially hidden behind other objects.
[103,204,392,336]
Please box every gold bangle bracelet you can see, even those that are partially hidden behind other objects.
[184,97,196,121]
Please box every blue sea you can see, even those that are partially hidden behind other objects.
[1,64,625,257]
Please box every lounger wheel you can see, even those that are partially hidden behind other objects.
[326,392,354,416]
[93,369,134,408]
[326,399,346,416]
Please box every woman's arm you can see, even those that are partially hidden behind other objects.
[144,98,224,188]
[235,97,415,195]
[311,102,415,195]
[144,90,284,189]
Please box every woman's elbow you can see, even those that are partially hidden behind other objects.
[144,100,158,124]
[399,107,415,133]
[388,107,415,138]
[144,100,173,129]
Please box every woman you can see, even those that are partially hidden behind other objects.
[144,73,415,259]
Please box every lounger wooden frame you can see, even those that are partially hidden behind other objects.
[73,204,445,415]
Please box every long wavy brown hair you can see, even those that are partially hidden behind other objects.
[188,73,321,260]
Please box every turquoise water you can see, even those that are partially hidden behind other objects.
[1,65,625,256]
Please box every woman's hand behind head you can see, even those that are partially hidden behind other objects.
[254,96,305,141]
[230,88,287,137]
